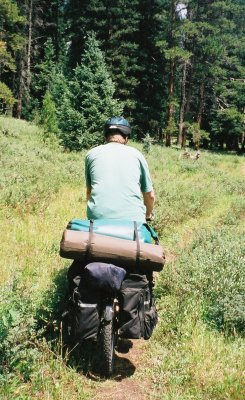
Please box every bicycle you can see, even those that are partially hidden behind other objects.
[61,269,156,378]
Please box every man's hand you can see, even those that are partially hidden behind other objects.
[146,211,154,221]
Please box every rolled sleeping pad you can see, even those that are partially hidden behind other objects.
[60,229,165,272]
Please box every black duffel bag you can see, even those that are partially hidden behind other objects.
[84,262,126,294]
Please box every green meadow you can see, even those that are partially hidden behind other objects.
[0,117,244,399]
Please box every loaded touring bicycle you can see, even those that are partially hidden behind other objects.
[60,219,164,377]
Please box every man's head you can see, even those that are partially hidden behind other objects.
[104,117,131,144]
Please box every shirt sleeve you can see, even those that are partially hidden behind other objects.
[139,153,153,193]
[85,153,91,187]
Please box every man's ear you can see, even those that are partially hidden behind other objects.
[125,137,129,144]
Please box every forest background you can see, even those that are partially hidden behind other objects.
[0,0,244,151]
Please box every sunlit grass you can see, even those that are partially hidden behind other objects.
[145,322,245,399]
[0,117,244,398]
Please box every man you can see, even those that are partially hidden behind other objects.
[85,116,155,222]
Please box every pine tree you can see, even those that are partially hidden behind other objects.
[104,0,141,121]
[14,0,64,118]
[40,90,58,132]
[155,0,191,146]
[0,0,24,75]
[65,0,107,68]
[33,39,57,98]
[211,108,244,150]
[0,0,24,115]
[188,0,245,150]
[136,0,166,139]
[58,33,122,150]
[64,0,142,130]
[0,82,16,113]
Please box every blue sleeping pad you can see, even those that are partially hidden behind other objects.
[67,219,158,244]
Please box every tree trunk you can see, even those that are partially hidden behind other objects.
[165,0,176,147]
[15,57,25,119]
[178,60,187,146]
[197,81,204,127]
[185,55,193,117]
[166,57,175,147]
[158,127,163,142]
[26,0,33,100]
[241,132,245,153]
[181,126,187,148]
[241,106,245,153]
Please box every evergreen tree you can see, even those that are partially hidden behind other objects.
[1,0,244,150]
[64,0,142,130]
[155,0,192,146]
[40,90,58,135]
[0,0,24,115]
[58,33,122,150]
[136,0,166,139]
[0,81,16,113]
[104,0,141,121]
[65,0,107,68]
[14,0,64,118]
[0,0,24,75]
[33,38,57,100]
[211,108,244,151]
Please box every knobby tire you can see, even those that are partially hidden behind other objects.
[100,319,116,377]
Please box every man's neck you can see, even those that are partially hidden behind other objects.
[106,134,127,145]
[108,139,125,144]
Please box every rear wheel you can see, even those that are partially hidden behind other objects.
[100,319,116,377]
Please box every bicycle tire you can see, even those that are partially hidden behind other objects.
[100,319,116,377]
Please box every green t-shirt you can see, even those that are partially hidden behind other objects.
[85,142,153,221]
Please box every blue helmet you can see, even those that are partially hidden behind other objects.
[104,116,131,136]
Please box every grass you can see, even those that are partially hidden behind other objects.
[0,116,244,399]
[145,323,245,399]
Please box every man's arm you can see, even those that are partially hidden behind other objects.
[143,190,155,220]
[86,186,91,201]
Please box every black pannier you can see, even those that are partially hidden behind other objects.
[144,298,158,340]
[62,262,101,342]
[62,287,101,342]
[62,263,158,344]
[118,273,158,340]
[62,261,126,342]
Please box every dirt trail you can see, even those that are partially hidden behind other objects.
[89,252,178,400]
[88,256,175,400]
[90,339,151,400]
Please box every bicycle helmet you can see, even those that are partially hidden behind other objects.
[104,116,131,136]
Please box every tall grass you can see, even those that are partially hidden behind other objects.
[0,117,244,398]
[0,118,91,399]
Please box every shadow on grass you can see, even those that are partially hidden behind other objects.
[35,266,69,341]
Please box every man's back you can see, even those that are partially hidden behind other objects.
[85,142,153,221]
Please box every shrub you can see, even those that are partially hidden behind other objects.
[156,227,245,337]
[0,81,16,113]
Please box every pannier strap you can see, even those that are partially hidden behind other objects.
[133,221,140,268]
[143,224,159,245]
[85,220,94,260]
